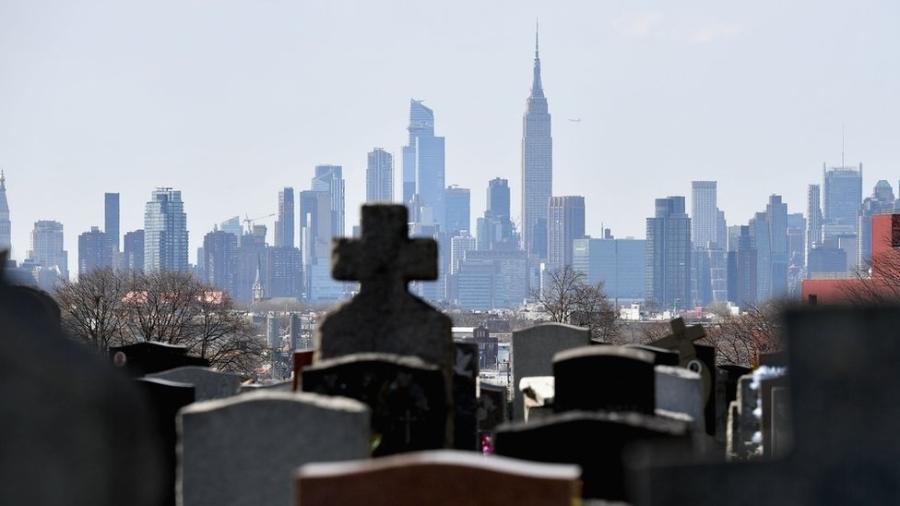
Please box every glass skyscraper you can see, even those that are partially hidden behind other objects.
[143,187,188,273]
[366,148,393,203]
[521,29,552,259]
[0,171,9,254]
[104,192,120,253]
[402,100,445,228]
[547,196,585,270]
[312,165,345,237]
[645,196,691,310]
[275,187,295,248]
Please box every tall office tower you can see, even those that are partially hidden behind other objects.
[786,212,807,294]
[78,226,112,276]
[401,100,446,226]
[478,178,517,251]
[143,187,188,273]
[547,196,585,270]
[456,249,528,309]
[858,180,896,267]
[806,184,823,260]
[266,246,302,298]
[645,196,691,310]
[749,211,771,301]
[312,165,345,237]
[488,177,511,221]
[236,225,268,304]
[691,181,718,248]
[822,164,863,241]
[28,220,68,280]
[521,28,553,259]
[766,195,789,297]
[220,216,242,240]
[366,148,393,203]
[275,187,295,248]
[202,229,238,295]
[726,225,757,308]
[573,236,646,300]
[450,233,478,275]
[300,189,343,302]
[123,230,144,272]
[444,185,471,236]
[104,192,120,253]
[0,171,9,253]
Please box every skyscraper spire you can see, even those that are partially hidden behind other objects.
[531,22,544,97]
[535,19,540,58]
[0,170,5,190]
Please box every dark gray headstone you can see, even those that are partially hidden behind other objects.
[629,306,900,505]
[714,365,752,444]
[495,411,691,501]
[178,391,370,506]
[511,323,590,420]
[734,374,758,459]
[453,340,479,451]
[553,346,656,415]
[136,378,195,506]
[477,383,508,434]
[0,276,164,506]
[759,373,788,457]
[239,379,293,393]
[302,352,448,456]
[625,344,680,366]
[147,366,241,401]
[109,341,210,377]
[654,365,703,430]
[770,386,792,458]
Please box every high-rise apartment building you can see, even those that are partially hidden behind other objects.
[104,192,120,253]
[143,187,188,273]
[202,229,238,295]
[823,164,863,239]
[521,29,552,259]
[547,196,585,270]
[78,226,111,276]
[726,225,757,307]
[766,195,789,297]
[402,100,446,227]
[691,181,718,248]
[444,186,471,236]
[0,172,9,254]
[312,165,345,237]
[645,196,691,310]
[275,187,295,248]
[573,236,646,300]
[29,220,68,280]
[366,148,393,203]
[806,184,823,260]
[123,229,144,272]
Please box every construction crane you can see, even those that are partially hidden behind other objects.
[242,213,276,233]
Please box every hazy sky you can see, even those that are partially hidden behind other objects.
[2,0,899,275]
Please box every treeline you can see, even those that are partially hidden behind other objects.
[55,269,266,376]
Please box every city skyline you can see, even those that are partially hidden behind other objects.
[2,1,899,276]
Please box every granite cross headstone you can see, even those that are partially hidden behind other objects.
[629,306,900,505]
[296,450,581,506]
[147,365,241,401]
[178,391,370,506]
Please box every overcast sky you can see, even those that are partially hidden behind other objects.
[2,0,898,274]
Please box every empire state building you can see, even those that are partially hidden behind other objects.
[521,28,552,259]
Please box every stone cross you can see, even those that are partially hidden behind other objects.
[650,318,711,403]
[316,205,454,433]
[629,306,900,505]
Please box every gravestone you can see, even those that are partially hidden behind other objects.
[136,378,195,506]
[147,366,241,401]
[655,365,703,430]
[239,379,293,393]
[292,350,314,391]
[770,386,791,458]
[453,340,479,450]
[553,346,655,415]
[0,267,164,506]
[725,400,740,460]
[477,382,508,434]
[296,450,581,506]
[625,344,680,366]
[178,391,370,506]
[109,341,209,377]
[495,410,691,501]
[714,365,752,444]
[759,373,788,457]
[629,306,900,505]
[302,352,448,456]
[734,374,758,459]
[511,323,590,420]
[316,204,454,381]
[316,205,454,441]
[519,376,555,421]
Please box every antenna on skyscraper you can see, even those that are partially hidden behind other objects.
[841,123,845,168]
[535,19,540,58]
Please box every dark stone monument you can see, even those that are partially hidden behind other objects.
[453,340,479,451]
[624,344,680,366]
[770,386,792,458]
[629,306,900,505]
[109,341,209,377]
[292,349,314,391]
[0,262,164,506]
[552,346,656,415]
[715,365,752,444]
[136,377,195,506]
[759,373,788,457]
[315,205,454,442]
[477,383,508,434]
[495,411,691,501]
[302,352,449,456]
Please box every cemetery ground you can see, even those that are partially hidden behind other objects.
[3,205,899,505]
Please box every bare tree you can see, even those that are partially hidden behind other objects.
[704,301,785,366]
[56,268,128,350]
[841,247,900,304]
[189,291,265,376]
[537,267,621,341]
[123,271,204,344]
[535,266,586,323]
